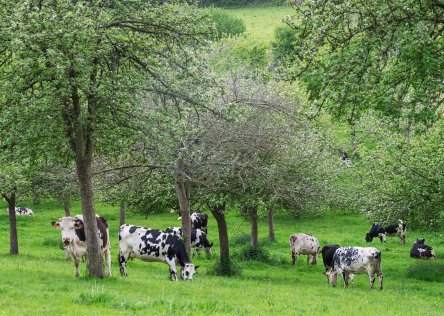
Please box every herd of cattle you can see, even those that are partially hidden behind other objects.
[10,207,439,287]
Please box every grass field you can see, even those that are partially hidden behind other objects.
[228,6,293,43]
[1,200,443,315]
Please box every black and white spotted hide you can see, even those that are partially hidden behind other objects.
[321,245,341,271]
[324,247,383,290]
[118,225,198,281]
[6,206,34,216]
[191,213,209,234]
[410,238,436,259]
[365,221,406,244]
[165,227,213,257]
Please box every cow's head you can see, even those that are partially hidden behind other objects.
[365,233,374,242]
[324,271,338,287]
[52,216,83,246]
[181,263,198,280]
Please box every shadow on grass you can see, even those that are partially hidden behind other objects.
[406,261,444,282]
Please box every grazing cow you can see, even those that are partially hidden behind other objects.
[6,206,34,216]
[51,215,111,277]
[118,225,198,281]
[165,227,213,257]
[289,233,320,266]
[324,247,383,290]
[321,244,341,271]
[365,221,406,244]
[410,238,436,259]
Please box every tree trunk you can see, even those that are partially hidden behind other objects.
[250,207,258,248]
[63,200,71,217]
[267,209,275,242]
[75,156,104,278]
[120,201,125,226]
[209,202,230,266]
[175,176,192,255]
[3,192,19,255]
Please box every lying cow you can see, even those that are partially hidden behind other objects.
[289,233,320,266]
[165,227,213,257]
[118,225,198,281]
[52,215,111,277]
[410,238,436,259]
[324,247,383,290]
[365,221,406,244]
[6,206,34,216]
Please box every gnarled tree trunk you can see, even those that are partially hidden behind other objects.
[63,200,71,217]
[76,156,104,278]
[250,207,258,248]
[175,174,192,255]
[209,202,230,271]
[267,209,275,242]
[120,201,125,226]
[3,191,18,255]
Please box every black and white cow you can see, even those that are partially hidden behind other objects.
[324,247,383,290]
[410,238,437,259]
[176,211,209,234]
[321,244,341,271]
[165,227,213,257]
[289,233,320,266]
[365,221,406,244]
[51,215,111,277]
[118,225,198,281]
[6,206,34,216]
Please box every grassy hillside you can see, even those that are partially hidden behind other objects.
[1,201,443,315]
[228,6,293,43]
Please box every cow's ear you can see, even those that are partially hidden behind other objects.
[52,221,60,228]
[74,221,84,229]
[210,243,214,247]
[195,265,200,270]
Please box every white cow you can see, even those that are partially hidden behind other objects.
[52,215,111,277]
[289,233,320,266]
[324,246,383,290]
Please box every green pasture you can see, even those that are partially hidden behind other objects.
[1,201,443,315]
[228,6,293,43]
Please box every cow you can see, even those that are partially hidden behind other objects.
[6,206,34,216]
[289,233,320,266]
[191,212,209,234]
[177,211,209,234]
[324,247,383,290]
[410,238,436,259]
[365,221,406,244]
[51,215,111,277]
[165,227,213,257]
[118,225,198,281]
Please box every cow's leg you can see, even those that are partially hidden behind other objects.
[342,272,349,288]
[306,254,310,265]
[104,248,112,277]
[118,252,129,276]
[368,270,376,290]
[377,270,383,290]
[165,257,178,281]
[292,251,298,266]
[74,257,80,277]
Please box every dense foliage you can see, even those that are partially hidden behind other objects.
[199,0,286,8]
[205,7,246,40]
[276,0,444,129]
